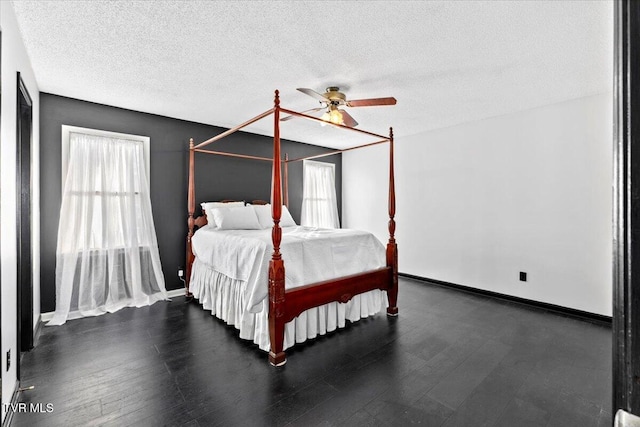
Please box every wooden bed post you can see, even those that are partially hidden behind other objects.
[269,90,287,366]
[185,138,196,298]
[284,153,289,208]
[386,128,399,316]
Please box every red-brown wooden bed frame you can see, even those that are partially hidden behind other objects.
[185,90,398,366]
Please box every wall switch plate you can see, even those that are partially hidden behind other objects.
[520,272,527,282]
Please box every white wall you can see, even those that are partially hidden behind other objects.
[343,93,612,316]
[1,2,40,421]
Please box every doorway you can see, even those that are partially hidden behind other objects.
[16,73,33,376]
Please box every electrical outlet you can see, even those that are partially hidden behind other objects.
[6,350,10,372]
[177,268,184,278]
[519,272,527,282]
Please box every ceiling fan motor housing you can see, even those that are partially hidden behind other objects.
[325,87,347,105]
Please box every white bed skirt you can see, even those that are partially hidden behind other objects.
[190,258,387,351]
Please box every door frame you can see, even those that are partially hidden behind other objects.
[16,72,33,371]
[613,0,640,416]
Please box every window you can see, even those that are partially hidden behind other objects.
[60,126,150,250]
[62,125,149,188]
[50,126,166,325]
[301,160,340,228]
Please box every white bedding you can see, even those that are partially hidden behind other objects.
[189,225,388,351]
[191,225,386,312]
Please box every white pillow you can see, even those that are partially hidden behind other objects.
[211,205,261,230]
[252,204,297,229]
[201,201,245,227]
[281,205,297,227]
[201,201,244,213]
[253,204,274,229]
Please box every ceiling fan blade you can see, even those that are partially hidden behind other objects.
[339,109,359,127]
[280,107,324,122]
[346,97,397,107]
[297,88,328,102]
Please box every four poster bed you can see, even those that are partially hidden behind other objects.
[185,90,398,366]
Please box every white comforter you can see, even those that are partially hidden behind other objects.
[191,225,386,313]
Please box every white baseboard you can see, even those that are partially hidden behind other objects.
[2,381,21,427]
[39,287,187,322]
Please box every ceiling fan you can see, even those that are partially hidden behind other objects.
[282,86,397,127]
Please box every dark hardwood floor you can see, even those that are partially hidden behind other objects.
[12,278,611,426]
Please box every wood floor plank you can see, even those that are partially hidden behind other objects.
[11,279,612,426]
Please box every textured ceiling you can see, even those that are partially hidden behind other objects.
[12,0,612,149]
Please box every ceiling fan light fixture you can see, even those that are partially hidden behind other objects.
[329,108,344,125]
[321,105,343,125]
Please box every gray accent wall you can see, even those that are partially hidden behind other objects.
[39,93,341,313]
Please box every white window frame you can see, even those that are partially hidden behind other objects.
[61,125,150,190]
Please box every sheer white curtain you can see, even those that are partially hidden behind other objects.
[301,160,340,228]
[48,132,167,325]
